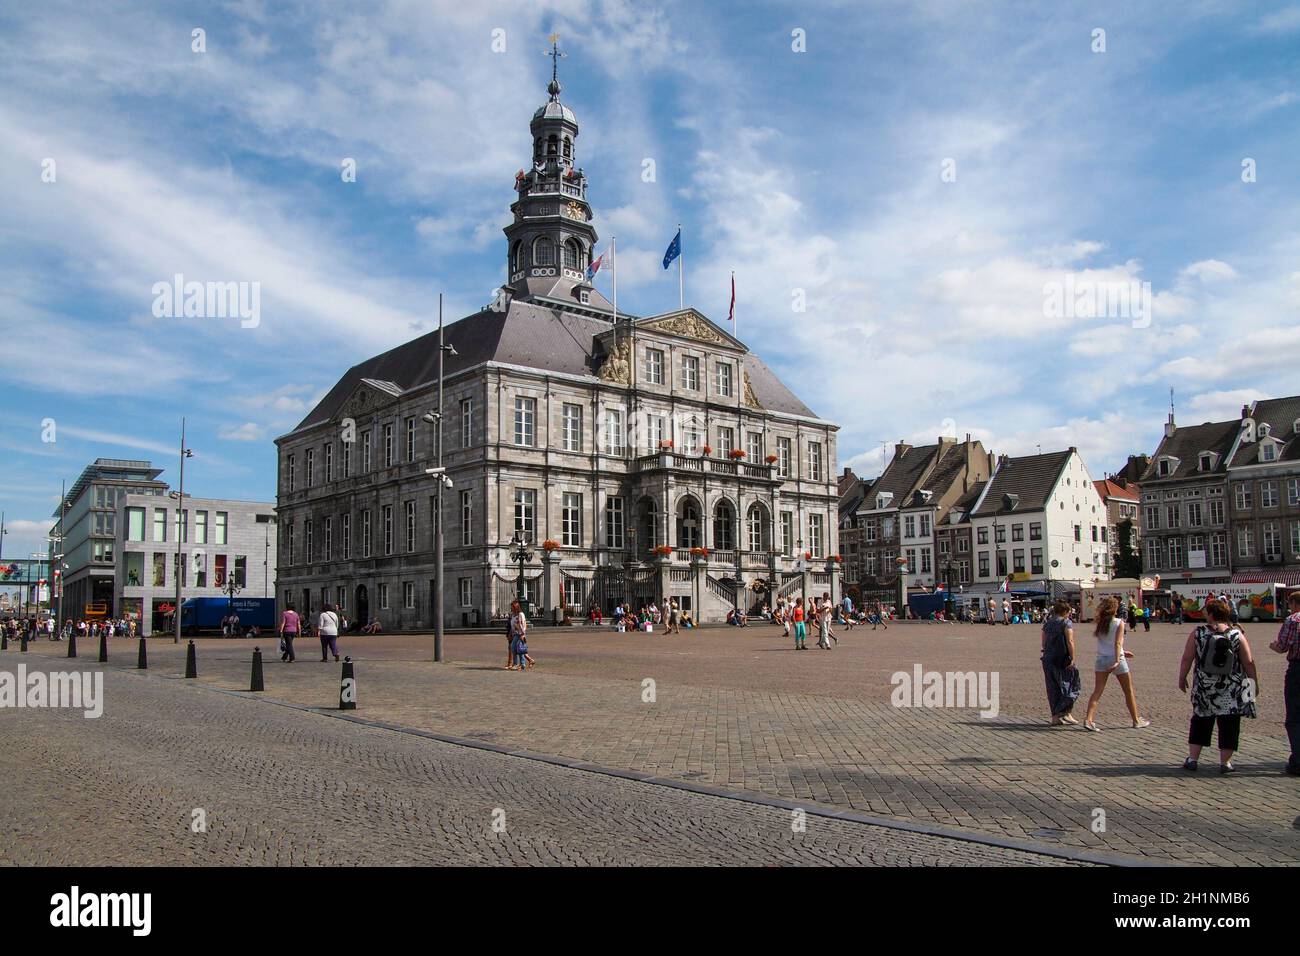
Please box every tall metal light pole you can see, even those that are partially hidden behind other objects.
[510,531,534,611]
[172,418,194,643]
[423,293,457,663]
[51,481,68,640]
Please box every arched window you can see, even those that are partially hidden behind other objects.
[547,135,558,156]
[533,236,555,267]
[563,137,572,159]
[563,239,581,271]
[713,501,735,551]
[747,504,769,553]
[678,500,701,550]
[509,241,522,273]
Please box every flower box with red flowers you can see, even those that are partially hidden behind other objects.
[653,545,674,557]
[658,439,674,449]
[689,547,709,558]
[764,454,778,464]
[541,539,561,552]
[702,445,713,455]
[728,449,746,460]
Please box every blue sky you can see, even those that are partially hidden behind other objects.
[1,0,1298,560]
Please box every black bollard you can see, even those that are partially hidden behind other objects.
[21,632,28,653]
[66,631,77,658]
[137,636,148,670]
[339,656,356,710]
[249,647,264,692]
[184,640,197,679]
[98,631,107,663]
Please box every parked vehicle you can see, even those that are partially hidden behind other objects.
[181,597,276,635]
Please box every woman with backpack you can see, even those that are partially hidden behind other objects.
[1040,599,1081,725]
[1083,596,1151,731]
[1178,598,1259,774]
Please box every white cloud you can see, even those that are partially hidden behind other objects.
[218,422,267,442]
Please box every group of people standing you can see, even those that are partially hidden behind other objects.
[775,593,839,650]
[1040,592,1300,775]
[3,616,138,642]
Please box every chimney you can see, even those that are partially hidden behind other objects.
[1164,410,1176,439]
[1241,404,1251,419]
[895,441,912,459]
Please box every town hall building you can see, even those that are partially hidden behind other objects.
[273,65,840,629]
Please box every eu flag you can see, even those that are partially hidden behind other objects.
[662,229,681,270]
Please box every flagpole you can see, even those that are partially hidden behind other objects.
[731,270,736,337]
[677,222,684,310]
[611,236,617,323]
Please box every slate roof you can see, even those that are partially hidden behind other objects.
[862,444,941,509]
[1228,395,1300,467]
[838,469,874,523]
[905,441,973,508]
[1141,420,1239,482]
[972,451,1073,517]
[289,299,819,435]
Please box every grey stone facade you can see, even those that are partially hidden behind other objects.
[273,76,840,630]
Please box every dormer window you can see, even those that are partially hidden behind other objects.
[579,290,590,304]
[918,490,934,503]
[875,492,894,510]
[1261,442,1278,463]
[1003,493,1020,511]
[1198,451,1217,472]
[1157,456,1179,477]
[1258,423,1271,438]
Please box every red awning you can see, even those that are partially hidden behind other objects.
[1232,569,1300,586]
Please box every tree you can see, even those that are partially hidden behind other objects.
[1114,518,1142,579]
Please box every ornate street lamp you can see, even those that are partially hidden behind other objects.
[510,530,534,614]
[171,419,194,644]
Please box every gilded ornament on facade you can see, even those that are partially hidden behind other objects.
[647,311,727,344]
[743,371,761,408]
[597,335,632,385]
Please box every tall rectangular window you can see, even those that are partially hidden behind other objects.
[562,403,582,452]
[604,496,625,549]
[362,509,372,558]
[717,426,735,454]
[1167,536,1184,567]
[173,508,188,543]
[715,362,732,397]
[777,437,791,478]
[461,398,473,448]
[460,491,472,547]
[604,408,625,456]
[405,500,416,553]
[1235,484,1252,510]
[304,519,313,562]
[1211,533,1227,566]
[195,510,208,544]
[459,578,472,607]
[780,512,794,554]
[562,492,582,547]
[127,507,145,542]
[287,454,296,492]
[153,507,167,542]
[808,442,823,481]
[384,423,395,468]
[405,417,416,462]
[324,516,333,559]
[215,511,228,545]
[681,355,699,391]
[746,431,763,462]
[514,489,536,540]
[515,397,536,446]
[362,431,372,472]
[808,514,824,556]
[325,443,334,482]
[645,348,664,385]
[1261,481,1279,508]
[1263,522,1281,557]
[382,504,394,554]
[342,513,352,560]
[648,414,667,451]
[305,449,314,487]
[403,581,415,609]
[343,440,353,477]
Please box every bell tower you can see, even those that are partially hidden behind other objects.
[504,36,600,304]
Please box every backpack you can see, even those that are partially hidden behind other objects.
[1198,626,1239,678]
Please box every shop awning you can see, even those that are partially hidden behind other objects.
[1232,569,1300,586]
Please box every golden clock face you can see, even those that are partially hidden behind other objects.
[563,201,585,220]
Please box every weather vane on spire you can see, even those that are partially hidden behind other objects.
[545,33,566,99]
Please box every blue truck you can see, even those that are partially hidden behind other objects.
[181,597,277,635]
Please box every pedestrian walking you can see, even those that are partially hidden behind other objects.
[664,599,680,634]
[278,603,300,662]
[792,597,807,650]
[318,604,341,662]
[1177,599,1258,773]
[1141,604,1151,633]
[818,592,835,647]
[1083,597,1151,731]
[507,600,531,671]
[1040,599,1081,725]
[1267,590,1300,775]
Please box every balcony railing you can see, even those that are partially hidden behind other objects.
[632,452,778,482]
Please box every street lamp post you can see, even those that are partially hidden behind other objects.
[509,531,533,614]
[942,560,955,618]
[223,569,242,633]
[172,418,194,644]
[423,293,457,664]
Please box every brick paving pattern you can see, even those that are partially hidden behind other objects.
[0,667,1070,866]
[6,619,1297,865]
